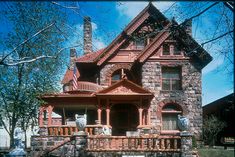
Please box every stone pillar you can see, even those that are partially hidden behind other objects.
[138,108,143,126]
[106,108,110,126]
[39,107,44,127]
[38,126,48,136]
[47,105,54,126]
[181,132,193,157]
[72,133,88,157]
[147,108,151,125]
[97,108,102,124]
[83,16,92,54]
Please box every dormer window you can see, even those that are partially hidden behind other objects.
[162,44,170,55]
[135,38,146,50]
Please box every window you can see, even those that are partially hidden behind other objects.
[162,104,182,130]
[173,45,181,55]
[162,67,181,90]
[135,38,146,50]
[111,70,121,84]
[162,44,170,55]
[111,69,133,84]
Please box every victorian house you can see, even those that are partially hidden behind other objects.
[32,3,212,156]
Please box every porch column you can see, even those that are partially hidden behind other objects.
[138,108,143,126]
[97,108,102,124]
[106,107,110,126]
[47,105,54,126]
[147,108,151,125]
[39,107,44,127]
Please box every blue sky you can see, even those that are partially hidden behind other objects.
[0,1,233,105]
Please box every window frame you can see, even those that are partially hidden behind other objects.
[161,43,183,56]
[173,44,181,55]
[110,69,134,85]
[162,43,170,55]
[161,103,182,131]
[134,38,146,50]
[161,67,182,91]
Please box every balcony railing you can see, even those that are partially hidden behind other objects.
[77,81,103,92]
[47,125,102,136]
[87,135,181,152]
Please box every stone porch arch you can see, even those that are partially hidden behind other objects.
[104,63,133,85]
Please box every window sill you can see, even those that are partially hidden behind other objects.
[160,90,183,93]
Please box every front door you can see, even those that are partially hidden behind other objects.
[110,104,138,136]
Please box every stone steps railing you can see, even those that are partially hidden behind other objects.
[87,135,181,152]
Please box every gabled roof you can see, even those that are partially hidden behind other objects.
[170,20,213,68]
[61,67,80,84]
[96,78,153,96]
[94,2,170,66]
[72,2,212,69]
[136,23,171,62]
[76,48,104,63]
[203,93,234,115]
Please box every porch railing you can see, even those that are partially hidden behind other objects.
[87,135,181,152]
[47,125,102,136]
[77,81,103,92]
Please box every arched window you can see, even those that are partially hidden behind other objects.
[111,69,133,84]
[162,103,182,130]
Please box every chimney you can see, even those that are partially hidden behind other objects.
[69,48,76,69]
[183,19,192,36]
[83,16,92,54]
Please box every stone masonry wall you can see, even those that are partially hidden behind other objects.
[142,61,202,139]
[99,61,202,139]
[100,63,133,86]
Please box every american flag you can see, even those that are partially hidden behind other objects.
[72,66,78,90]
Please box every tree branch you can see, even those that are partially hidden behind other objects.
[182,2,219,25]
[1,55,56,66]
[0,22,56,64]
[51,1,79,9]
[201,29,234,46]
[0,44,83,66]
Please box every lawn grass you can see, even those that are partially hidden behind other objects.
[198,147,234,157]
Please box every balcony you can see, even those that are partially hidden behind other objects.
[77,81,103,92]
[64,81,103,92]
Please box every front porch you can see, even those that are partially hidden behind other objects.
[31,126,193,157]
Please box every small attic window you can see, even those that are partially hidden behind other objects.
[162,44,170,55]
[173,45,181,55]
[135,38,146,50]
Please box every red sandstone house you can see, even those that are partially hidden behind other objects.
[33,3,212,156]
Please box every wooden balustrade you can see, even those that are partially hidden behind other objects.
[77,81,102,92]
[87,135,181,152]
[47,125,101,136]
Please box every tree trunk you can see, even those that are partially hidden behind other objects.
[24,129,27,149]
[10,130,14,148]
